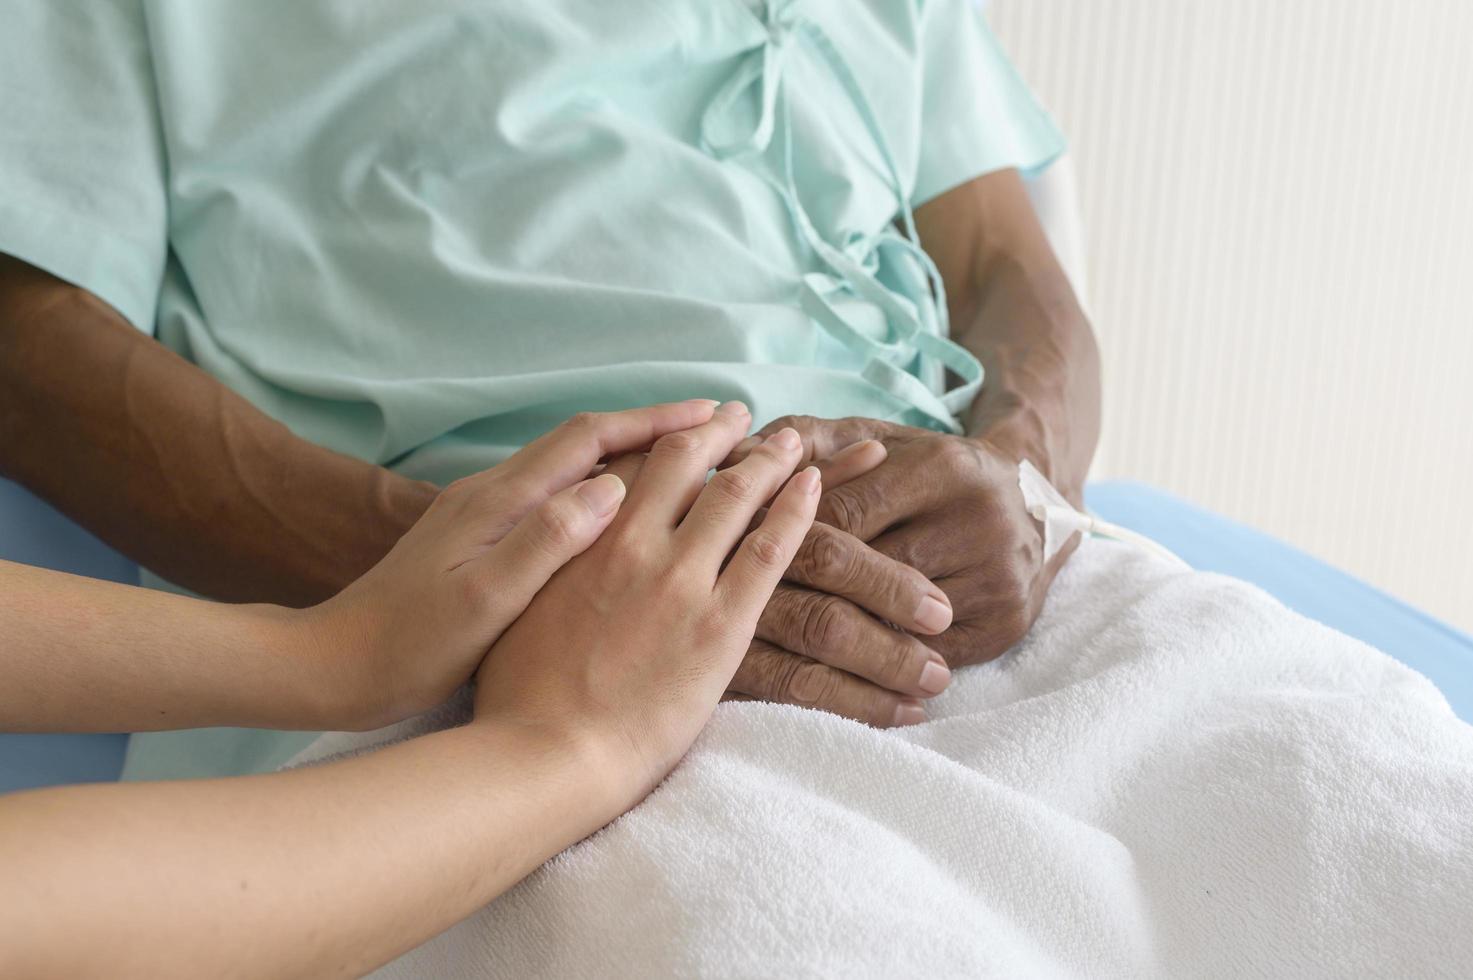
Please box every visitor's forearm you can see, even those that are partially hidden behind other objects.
[0,255,436,605]
[0,560,351,733]
[0,721,620,980]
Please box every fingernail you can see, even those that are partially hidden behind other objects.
[576,473,626,517]
[837,438,884,459]
[767,427,801,450]
[892,700,928,727]
[733,435,761,455]
[794,466,821,494]
[913,594,953,634]
[717,400,749,416]
[917,657,951,696]
[684,398,721,408]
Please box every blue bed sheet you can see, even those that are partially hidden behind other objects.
[2,478,1469,795]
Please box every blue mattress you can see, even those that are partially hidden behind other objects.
[2,478,1469,794]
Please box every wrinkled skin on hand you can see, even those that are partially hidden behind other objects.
[724,415,1077,725]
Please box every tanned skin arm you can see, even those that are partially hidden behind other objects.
[732,168,1102,672]
[0,253,436,605]
[916,167,1102,504]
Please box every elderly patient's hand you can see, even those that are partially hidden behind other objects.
[725,415,1074,725]
[719,437,959,728]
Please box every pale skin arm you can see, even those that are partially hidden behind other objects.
[0,407,818,979]
[0,401,728,735]
[0,719,622,980]
[0,555,624,977]
[0,562,334,732]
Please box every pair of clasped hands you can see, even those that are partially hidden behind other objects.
[323,397,962,805]
[1,396,976,979]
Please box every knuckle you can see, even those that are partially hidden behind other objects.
[561,410,604,435]
[937,436,971,461]
[744,530,788,570]
[441,474,476,498]
[766,414,809,435]
[708,467,760,504]
[661,571,699,609]
[653,429,705,459]
[496,475,542,509]
[935,437,979,478]
[822,487,863,535]
[784,662,841,707]
[605,515,649,555]
[421,489,460,524]
[739,643,781,687]
[700,600,742,642]
[792,526,856,590]
[799,594,854,654]
[437,475,486,511]
[759,653,800,701]
[530,498,582,550]
[439,478,527,540]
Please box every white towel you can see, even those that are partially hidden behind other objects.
[290,540,1473,978]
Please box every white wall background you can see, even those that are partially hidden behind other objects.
[988,0,1473,631]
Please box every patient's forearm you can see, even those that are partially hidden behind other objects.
[0,254,436,605]
[915,169,1101,503]
[0,721,619,980]
[0,560,344,732]
[958,251,1100,502]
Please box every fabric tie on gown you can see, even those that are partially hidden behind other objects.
[699,0,983,433]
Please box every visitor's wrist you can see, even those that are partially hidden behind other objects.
[463,711,642,833]
[208,601,355,730]
[255,599,391,731]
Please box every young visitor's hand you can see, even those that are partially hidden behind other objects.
[303,400,721,730]
[472,402,819,811]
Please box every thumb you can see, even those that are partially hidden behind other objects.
[466,473,627,629]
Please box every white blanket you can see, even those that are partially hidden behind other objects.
[290,540,1473,978]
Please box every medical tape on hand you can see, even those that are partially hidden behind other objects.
[1018,460,1189,568]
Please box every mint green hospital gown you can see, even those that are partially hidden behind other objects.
[0,0,1063,778]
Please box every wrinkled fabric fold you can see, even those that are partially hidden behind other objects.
[699,0,983,433]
